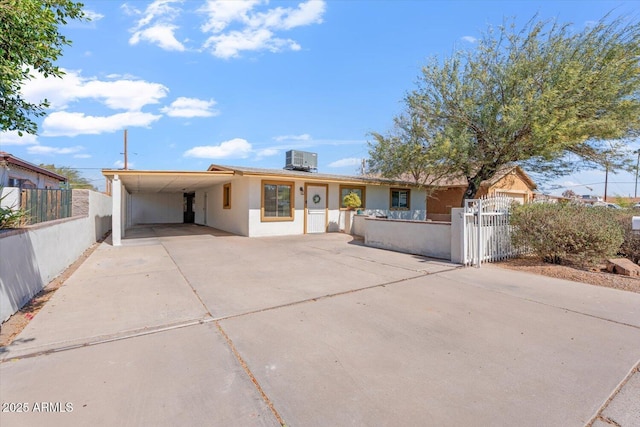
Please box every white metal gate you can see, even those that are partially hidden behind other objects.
[463,195,523,267]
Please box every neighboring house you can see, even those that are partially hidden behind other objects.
[426,165,537,221]
[102,164,426,244]
[0,152,67,189]
[532,193,570,204]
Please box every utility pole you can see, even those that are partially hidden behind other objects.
[635,149,640,198]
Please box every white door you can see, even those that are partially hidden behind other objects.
[306,185,327,233]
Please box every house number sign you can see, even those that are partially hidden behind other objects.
[312,194,321,204]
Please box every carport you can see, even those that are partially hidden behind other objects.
[102,169,234,246]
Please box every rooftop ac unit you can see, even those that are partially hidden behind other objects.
[284,150,317,172]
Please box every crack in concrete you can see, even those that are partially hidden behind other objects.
[586,360,640,427]
[159,238,214,318]
[0,268,444,363]
[0,316,214,363]
[215,321,285,426]
[434,272,640,331]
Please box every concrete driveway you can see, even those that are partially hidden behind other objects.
[1,224,639,426]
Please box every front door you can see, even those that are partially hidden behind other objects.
[306,184,327,233]
[183,192,195,223]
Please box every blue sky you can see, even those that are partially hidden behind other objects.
[1,0,639,196]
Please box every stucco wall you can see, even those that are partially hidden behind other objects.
[428,188,466,215]
[364,218,452,260]
[242,179,428,237]
[206,179,250,236]
[1,165,63,189]
[247,177,306,237]
[428,173,534,215]
[351,214,367,237]
[449,208,465,264]
[194,190,206,225]
[130,192,182,224]
[0,187,20,210]
[0,190,112,322]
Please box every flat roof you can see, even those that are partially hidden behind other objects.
[102,165,419,193]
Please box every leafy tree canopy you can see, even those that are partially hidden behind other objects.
[0,0,86,135]
[369,15,640,205]
[39,164,96,190]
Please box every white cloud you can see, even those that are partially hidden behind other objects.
[327,157,361,168]
[199,0,260,33]
[461,36,477,43]
[184,138,253,159]
[27,145,84,155]
[74,154,92,159]
[0,131,39,146]
[42,111,162,137]
[113,160,135,169]
[247,0,325,30]
[124,0,325,57]
[204,28,301,59]
[84,10,105,22]
[18,69,170,137]
[273,133,311,142]
[127,0,186,51]
[130,24,185,51]
[182,0,325,58]
[22,69,169,111]
[255,148,279,158]
[161,97,219,117]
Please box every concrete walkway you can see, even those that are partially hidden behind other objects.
[1,224,639,426]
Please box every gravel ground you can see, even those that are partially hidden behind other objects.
[496,256,640,294]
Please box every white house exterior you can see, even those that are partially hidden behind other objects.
[102,165,427,245]
[0,151,67,189]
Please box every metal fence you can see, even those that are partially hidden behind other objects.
[462,195,526,267]
[21,189,72,225]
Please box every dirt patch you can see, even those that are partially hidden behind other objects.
[0,241,102,347]
[496,256,640,294]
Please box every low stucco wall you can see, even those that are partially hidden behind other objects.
[363,217,452,260]
[0,190,111,322]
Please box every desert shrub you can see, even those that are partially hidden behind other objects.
[611,210,640,263]
[510,203,623,266]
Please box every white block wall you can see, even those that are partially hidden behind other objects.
[130,193,182,224]
[0,190,112,322]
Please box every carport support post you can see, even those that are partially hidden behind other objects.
[112,174,122,246]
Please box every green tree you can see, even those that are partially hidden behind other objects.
[368,114,453,191]
[0,0,86,135]
[39,164,96,190]
[369,16,640,205]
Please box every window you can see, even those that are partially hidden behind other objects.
[390,188,410,210]
[339,185,366,209]
[262,181,294,221]
[223,183,231,209]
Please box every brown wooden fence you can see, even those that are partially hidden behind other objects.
[21,189,72,225]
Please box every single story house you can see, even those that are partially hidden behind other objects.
[102,164,426,245]
[0,152,67,189]
[426,165,537,221]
